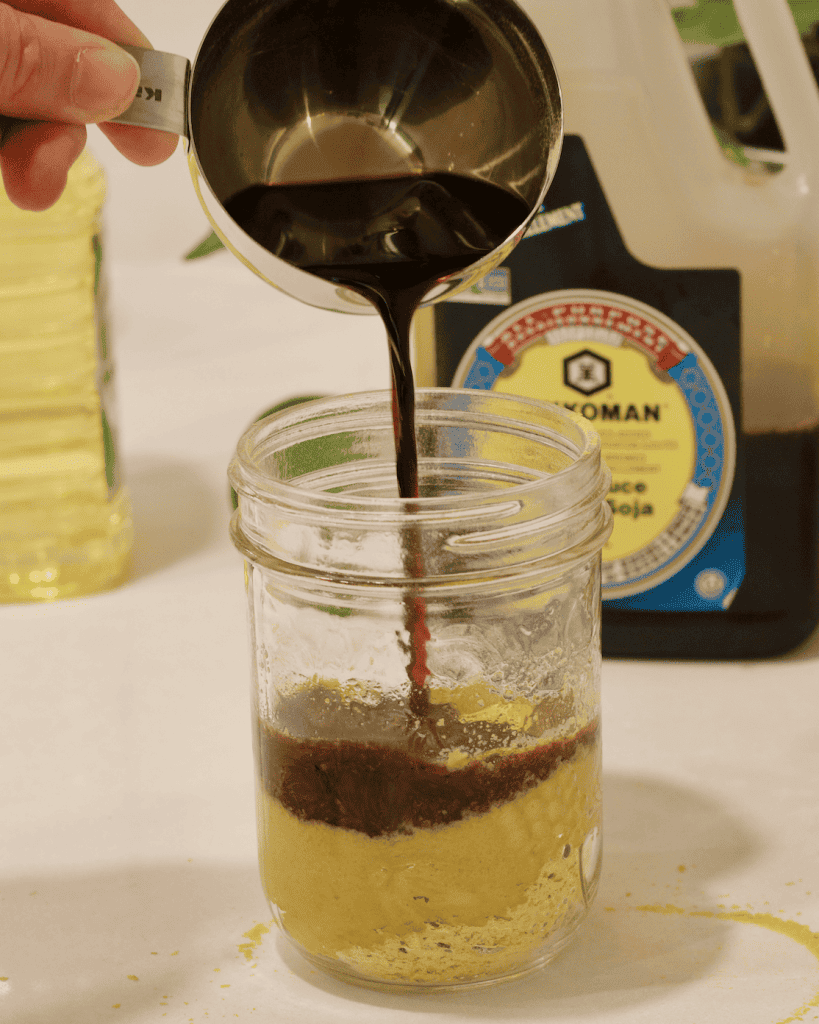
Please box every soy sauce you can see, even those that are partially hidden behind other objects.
[225,172,529,713]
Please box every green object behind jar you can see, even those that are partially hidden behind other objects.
[229,395,324,510]
[672,0,819,47]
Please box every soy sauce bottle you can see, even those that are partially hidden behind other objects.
[413,0,819,658]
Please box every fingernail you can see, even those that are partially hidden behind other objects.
[70,47,140,121]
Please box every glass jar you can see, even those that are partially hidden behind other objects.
[229,389,612,992]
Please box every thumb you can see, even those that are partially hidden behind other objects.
[0,3,139,124]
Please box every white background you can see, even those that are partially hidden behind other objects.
[2,1,819,1022]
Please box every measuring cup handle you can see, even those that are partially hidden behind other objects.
[108,44,191,137]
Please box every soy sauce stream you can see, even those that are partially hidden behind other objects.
[225,173,529,718]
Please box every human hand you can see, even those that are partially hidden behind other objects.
[0,0,178,210]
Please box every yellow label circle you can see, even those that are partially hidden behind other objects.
[453,290,736,599]
[494,340,696,562]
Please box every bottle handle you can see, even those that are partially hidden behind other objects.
[731,0,819,176]
[108,45,191,138]
[618,0,731,187]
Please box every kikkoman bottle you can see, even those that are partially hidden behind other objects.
[413,0,819,659]
[0,150,132,602]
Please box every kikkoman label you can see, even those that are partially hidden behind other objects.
[453,289,738,601]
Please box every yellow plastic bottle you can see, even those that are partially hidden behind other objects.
[0,150,132,602]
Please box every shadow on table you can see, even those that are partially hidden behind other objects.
[0,775,764,1023]
[0,861,266,1024]
[278,771,764,1017]
[126,455,223,579]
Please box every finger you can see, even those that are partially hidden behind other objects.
[98,120,178,166]
[4,0,152,51]
[0,5,140,123]
[4,1,178,167]
[0,119,86,209]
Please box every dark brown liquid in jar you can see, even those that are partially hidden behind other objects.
[257,689,600,837]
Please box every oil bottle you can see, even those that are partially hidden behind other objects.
[413,0,819,658]
[0,150,132,602]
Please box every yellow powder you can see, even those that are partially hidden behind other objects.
[637,904,819,1024]
[257,739,600,984]
[238,923,270,963]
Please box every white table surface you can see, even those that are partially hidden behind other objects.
[3,2,819,1021]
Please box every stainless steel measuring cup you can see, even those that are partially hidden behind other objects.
[113,0,562,314]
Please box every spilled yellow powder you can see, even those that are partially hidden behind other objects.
[238,923,270,962]
[257,740,600,984]
[637,904,819,1024]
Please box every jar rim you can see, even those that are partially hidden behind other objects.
[229,388,608,521]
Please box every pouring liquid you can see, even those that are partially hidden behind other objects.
[225,172,529,715]
[225,174,527,495]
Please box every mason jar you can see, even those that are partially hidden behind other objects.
[229,389,612,991]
